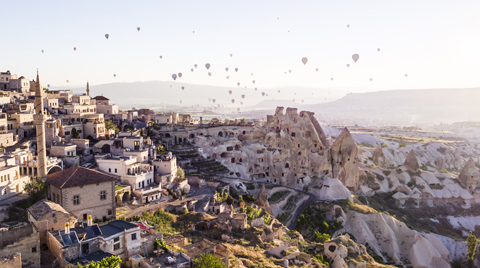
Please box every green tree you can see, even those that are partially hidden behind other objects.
[104,121,119,134]
[71,127,80,139]
[176,167,185,180]
[226,195,234,205]
[157,145,166,155]
[24,178,47,202]
[43,87,51,93]
[314,231,331,243]
[69,255,122,268]
[467,231,478,268]
[194,253,226,268]
[140,129,144,137]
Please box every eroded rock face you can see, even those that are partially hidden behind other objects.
[329,128,360,191]
[457,158,480,190]
[404,150,420,173]
[372,145,385,167]
[256,184,272,214]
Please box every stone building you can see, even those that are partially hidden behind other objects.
[47,166,117,222]
[27,199,77,245]
[0,223,40,268]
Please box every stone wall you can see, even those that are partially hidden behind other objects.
[0,224,40,268]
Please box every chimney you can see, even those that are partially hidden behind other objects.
[87,215,92,226]
[65,222,70,234]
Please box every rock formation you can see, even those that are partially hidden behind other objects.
[372,145,385,167]
[404,150,420,173]
[457,158,480,190]
[329,128,359,191]
[256,184,272,214]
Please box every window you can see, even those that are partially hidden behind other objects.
[108,168,111,173]
[108,209,112,215]
[113,243,120,250]
[52,212,56,218]
[52,194,56,202]
[131,233,137,240]
[83,214,87,220]
[114,237,119,242]
[100,191,106,200]
[115,168,117,173]
[73,195,80,205]
[65,131,70,135]
[32,247,37,253]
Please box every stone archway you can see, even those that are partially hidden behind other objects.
[47,165,63,174]
[122,192,130,204]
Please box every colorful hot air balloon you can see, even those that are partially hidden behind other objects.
[237,82,240,86]
[405,74,408,77]
[352,54,359,63]
[230,54,233,57]
[137,27,140,31]
[205,63,210,69]
[179,100,182,104]
[261,92,265,96]
[225,67,229,72]
[226,76,230,79]
[255,88,257,91]
[73,47,76,51]
[182,86,185,90]
[208,72,212,76]
[66,80,69,83]
[113,74,116,77]
[213,99,216,103]
[172,74,177,80]
[289,70,291,73]
[229,90,232,94]
[47,84,50,88]
[346,64,350,68]
[191,68,194,72]
[235,68,238,72]
[178,73,182,78]
[301,57,308,65]
[194,64,197,68]
[370,78,373,81]
[241,94,245,99]
[377,48,380,52]
[231,99,235,103]
[347,24,350,28]
[105,34,109,39]
[252,80,255,84]
[159,56,162,59]
[316,68,318,72]
[41,50,44,53]
[278,90,280,93]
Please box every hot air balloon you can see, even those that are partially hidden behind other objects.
[41,50,44,53]
[237,108,240,111]
[213,99,216,103]
[293,99,295,102]
[47,84,50,88]
[230,54,233,57]
[137,27,140,31]
[237,83,240,86]
[208,98,211,102]
[241,94,245,99]
[405,74,408,77]
[377,48,380,52]
[205,63,210,70]
[347,24,350,28]
[194,64,197,68]
[302,100,304,103]
[289,70,291,73]
[159,56,162,59]
[352,54,359,63]
[182,86,185,90]
[278,90,280,93]
[193,31,195,33]
[235,68,238,72]
[66,80,69,83]
[191,68,194,72]
[229,90,232,95]
[261,92,265,96]
[172,74,177,80]
[208,72,212,76]
[178,73,182,78]
[179,100,182,104]
[347,64,350,68]
[225,67,229,72]
[251,73,253,76]
[316,68,318,72]
[113,74,116,77]
[294,93,296,95]
[301,57,308,65]
[370,78,373,81]
[331,78,333,81]
[252,80,255,84]
[240,102,243,105]
[231,99,235,104]
[73,47,76,51]
[255,88,257,91]
[105,34,109,39]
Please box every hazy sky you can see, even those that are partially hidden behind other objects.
[2,0,480,93]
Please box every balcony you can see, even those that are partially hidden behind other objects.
[136,182,161,195]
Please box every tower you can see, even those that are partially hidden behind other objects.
[33,70,47,179]
[86,82,90,96]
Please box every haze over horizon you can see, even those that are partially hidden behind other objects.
[2,0,479,95]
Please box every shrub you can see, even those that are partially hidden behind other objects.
[440,168,448,173]
[314,231,331,243]
[381,143,389,148]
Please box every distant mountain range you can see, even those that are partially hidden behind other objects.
[67,81,480,126]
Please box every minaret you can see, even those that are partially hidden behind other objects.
[86,81,90,96]
[33,70,47,179]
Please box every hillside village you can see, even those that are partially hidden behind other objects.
[0,70,479,268]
